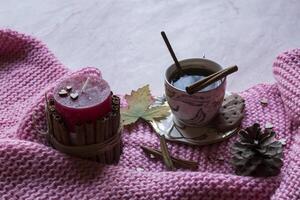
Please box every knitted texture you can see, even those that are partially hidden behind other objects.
[0,29,299,200]
[273,48,300,124]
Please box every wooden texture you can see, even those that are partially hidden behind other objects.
[46,95,121,164]
[95,119,106,162]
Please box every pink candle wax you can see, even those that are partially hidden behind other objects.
[53,75,112,131]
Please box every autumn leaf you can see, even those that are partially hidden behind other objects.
[121,85,170,126]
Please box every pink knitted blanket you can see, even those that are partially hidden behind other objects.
[0,29,299,200]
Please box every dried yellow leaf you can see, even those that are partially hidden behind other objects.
[121,85,170,126]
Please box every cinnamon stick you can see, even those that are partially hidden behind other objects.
[104,116,112,164]
[186,65,238,94]
[59,122,70,145]
[85,122,97,160]
[95,119,106,163]
[45,107,53,137]
[74,124,85,145]
[52,114,62,142]
[112,112,121,163]
[85,122,95,145]
[46,96,70,145]
[58,122,70,145]
[112,95,121,163]
[45,95,54,136]
[112,95,120,106]
[52,114,69,145]
[161,31,183,75]
[159,135,175,171]
[141,145,198,170]
[48,98,55,105]
[112,96,120,133]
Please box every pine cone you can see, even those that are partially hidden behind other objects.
[231,123,283,177]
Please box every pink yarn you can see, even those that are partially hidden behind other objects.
[273,49,300,123]
[0,29,299,200]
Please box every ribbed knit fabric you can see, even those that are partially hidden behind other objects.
[0,29,299,200]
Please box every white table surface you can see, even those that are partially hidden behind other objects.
[1,0,300,95]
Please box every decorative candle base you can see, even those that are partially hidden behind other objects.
[45,95,122,164]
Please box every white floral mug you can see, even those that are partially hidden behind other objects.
[165,58,226,127]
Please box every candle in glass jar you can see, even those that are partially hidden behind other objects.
[53,74,112,131]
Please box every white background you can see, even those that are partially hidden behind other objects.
[1,0,299,95]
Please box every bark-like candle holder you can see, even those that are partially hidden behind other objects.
[45,95,122,164]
